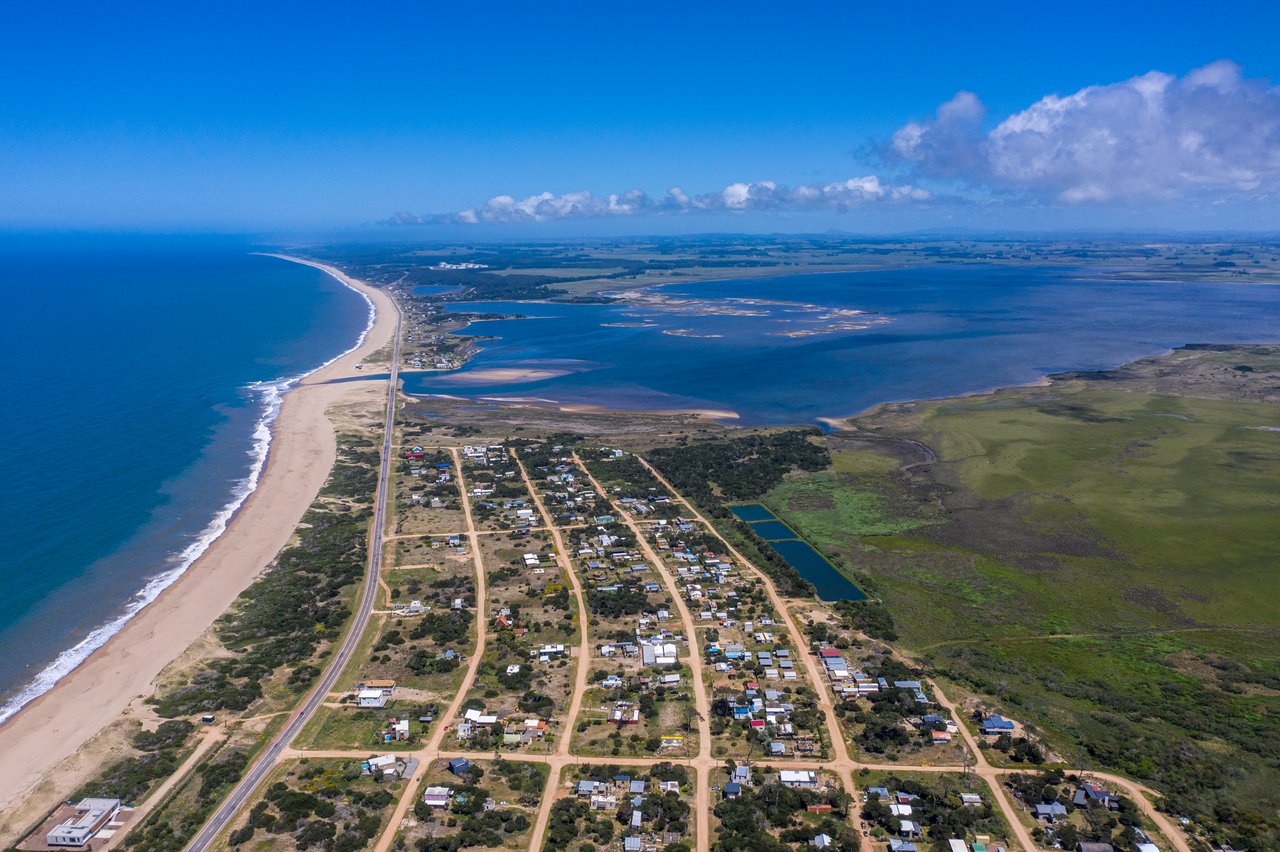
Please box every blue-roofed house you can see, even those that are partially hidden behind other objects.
[982,714,1016,735]
[447,757,473,776]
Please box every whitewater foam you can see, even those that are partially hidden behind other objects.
[0,259,376,725]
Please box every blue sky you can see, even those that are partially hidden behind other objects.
[3,1,1279,233]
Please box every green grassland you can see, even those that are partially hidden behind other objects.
[768,347,1280,848]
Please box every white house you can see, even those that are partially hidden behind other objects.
[422,786,451,808]
[46,798,120,847]
[779,770,817,788]
[358,688,388,708]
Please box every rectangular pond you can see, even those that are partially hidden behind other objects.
[768,539,867,602]
[729,504,778,522]
[747,519,797,541]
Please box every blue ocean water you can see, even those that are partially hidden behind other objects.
[0,237,369,720]
[403,265,1280,424]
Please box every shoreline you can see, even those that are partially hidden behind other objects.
[0,255,397,821]
[823,347,1186,428]
[0,255,378,727]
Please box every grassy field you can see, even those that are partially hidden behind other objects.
[768,346,1280,849]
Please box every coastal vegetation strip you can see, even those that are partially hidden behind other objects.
[63,431,382,851]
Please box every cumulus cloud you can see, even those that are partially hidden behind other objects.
[891,60,1280,203]
[385,176,929,225]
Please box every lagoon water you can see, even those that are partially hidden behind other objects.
[404,264,1280,602]
[0,238,368,720]
[404,265,1280,424]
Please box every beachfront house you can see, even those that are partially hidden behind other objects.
[46,798,120,847]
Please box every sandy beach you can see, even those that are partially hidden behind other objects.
[0,257,396,831]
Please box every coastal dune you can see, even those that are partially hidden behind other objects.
[0,259,396,829]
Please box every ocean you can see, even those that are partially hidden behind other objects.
[0,237,370,721]
[402,265,1280,424]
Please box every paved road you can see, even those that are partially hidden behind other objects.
[185,303,402,851]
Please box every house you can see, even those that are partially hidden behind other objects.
[723,782,742,799]
[46,798,120,847]
[812,834,833,848]
[422,786,452,808]
[1035,802,1069,822]
[660,734,685,749]
[576,780,602,797]
[1073,781,1120,810]
[982,714,1016,735]
[641,642,678,667]
[778,770,817,788]
[959,793,982,807]
[899,819,922,838]
[888,841,918,852]
[382,718,409,743]
[447,757,474,776]
[629,779,647,795]
[357,688,388,708]
[1076,845,1116,852]
[463,708,499,727]
[948,841,968,852]
[624,838,642,852]
[732,765,750,785]
[610,703,640,724]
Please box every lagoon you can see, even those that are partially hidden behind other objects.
[401,265,1280,426]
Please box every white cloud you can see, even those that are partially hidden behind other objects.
[386,175,930,225]
[891,60,1280,203]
